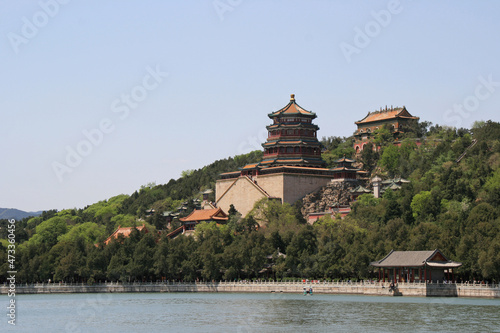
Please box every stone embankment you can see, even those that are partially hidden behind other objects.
[2,281,499,298]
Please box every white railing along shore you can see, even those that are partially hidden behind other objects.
[4,280,500,289]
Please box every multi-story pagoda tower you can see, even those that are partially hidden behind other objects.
[261,94,326,168]
[216,94,334,217]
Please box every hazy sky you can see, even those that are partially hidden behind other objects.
[1,0,499,212]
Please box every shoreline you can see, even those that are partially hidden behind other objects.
[2,281,499,298]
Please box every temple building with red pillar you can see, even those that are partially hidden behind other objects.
[167,208,228,238]
[370,249,462,283]
[216,94,335,217]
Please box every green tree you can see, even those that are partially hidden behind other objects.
[410,191,432,222]
[30,216,68,248]
[129,232,157,281]
[379,145,400,176]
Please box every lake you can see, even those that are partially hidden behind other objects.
[2,292,499,332]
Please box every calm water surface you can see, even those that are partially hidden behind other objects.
[2,292,499,332]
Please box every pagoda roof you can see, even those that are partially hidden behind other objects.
[267,123,318,129]
[355,106,418,125]
[382,177,410,184]
[276,158,305,163]
[179,208,228,223]
[382,183,402,191]
[269,94,316,118]
[265,156,325,164]
[334,156,356,163]
[263,139,320,147]
[331,166,360,172]
[162,211,180,217]
[350,185,371,193]
[219,170,241,176]
[262,165,332,172]
[370,249,462,268]
[241,163,259,170]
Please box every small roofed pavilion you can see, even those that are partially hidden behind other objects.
[167,208,228,238]
[350,185,371,200]
[331,156,360,181]
[370,249,462,283]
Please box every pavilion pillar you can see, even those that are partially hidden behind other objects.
[452,269,455,283]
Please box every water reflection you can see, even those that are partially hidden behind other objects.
[5,293,500,333]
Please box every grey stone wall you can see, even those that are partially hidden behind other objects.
[2,281,498,298]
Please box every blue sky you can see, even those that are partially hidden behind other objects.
[1,0,499,212]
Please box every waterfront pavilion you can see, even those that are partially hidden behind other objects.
[370,249,462,283]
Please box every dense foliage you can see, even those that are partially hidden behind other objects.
[1,121,500,283]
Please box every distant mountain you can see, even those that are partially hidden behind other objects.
[0,208,43,220]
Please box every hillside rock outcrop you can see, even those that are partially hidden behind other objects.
[301,181,362,216]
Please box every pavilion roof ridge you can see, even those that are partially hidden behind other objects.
[370,249,462,268]
[355,105,418,124]
[268,94,316,118]
[179,207,228,222]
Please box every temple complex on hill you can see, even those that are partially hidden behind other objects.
[353,106,419,153]
[214,97,418,221]
[216,95,335,216]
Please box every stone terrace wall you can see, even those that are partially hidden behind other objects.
[2,281,499,298]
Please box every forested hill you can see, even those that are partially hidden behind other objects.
[0,150,263,243]
[1,120,499,284]
[0,208,42,220]
[119,150,263,218]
